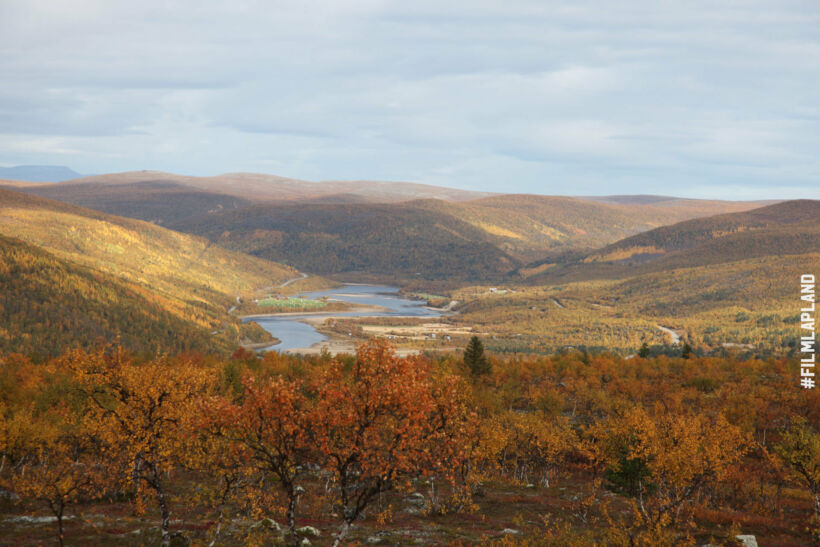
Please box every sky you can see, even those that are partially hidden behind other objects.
[0,1,818,199]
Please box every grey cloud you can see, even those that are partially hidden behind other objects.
[0,0,817,198]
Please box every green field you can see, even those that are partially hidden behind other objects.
[257,296,328,310]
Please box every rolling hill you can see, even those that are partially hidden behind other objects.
[166,195,771,282]
[61,170,494,201]
[14,180,256,225]
[0,187,304,350]
[429,194,767,259]
[431,200,820,354]
[0,234,244,357]
[10,171,494,225]
[5,170,775,284]
[9,171,765,235]
[171,200,522,281]
[523,199,820,285]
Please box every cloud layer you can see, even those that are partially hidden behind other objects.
[1,0,818,198]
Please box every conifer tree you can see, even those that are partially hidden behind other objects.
[638,342,650,358]
[464,336,491,376]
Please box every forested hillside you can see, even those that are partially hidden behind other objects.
[446,253,817,355]
[421,194,764,259]
[0,187,299,319]
[417,200,820,355]
[166,195,768,282]
[5,171,770,283]
[170,201,522,281]
[523,199,820,284]
[0,188,317,355]
[0,235,241,356]
[15,180,255,225]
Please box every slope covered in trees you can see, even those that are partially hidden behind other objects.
[0,187,300,322]
[523,199,820,284]
[409,201,819,356]
[165,196,767,282]
[7,171,769,283]
[457,194,766,258]
[16,180,255,225]
[0,235,248,357]
[446,252,818,355]
[170,201,522,281]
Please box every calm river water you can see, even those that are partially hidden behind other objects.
[248,285,445,352]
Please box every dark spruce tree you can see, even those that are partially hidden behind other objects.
[464,335,491,376]
[638,342,650,358]
[681,342,693,359]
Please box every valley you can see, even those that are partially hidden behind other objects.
[4,4,817,545]
[2,174,812,358]
[0,171,817,547]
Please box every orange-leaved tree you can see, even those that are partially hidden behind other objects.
[615,404,749,543]
[67,346,212,546]
[313,341,470,546]
[419,372,478,514]
[196,375,313,546]
[489,410,575,488]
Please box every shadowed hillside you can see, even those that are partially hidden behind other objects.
[17,180,255,225]
[168,195,771,282]
[523,199,820,284]
[171,200,522,281]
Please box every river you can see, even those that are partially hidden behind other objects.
[246,284,446,353]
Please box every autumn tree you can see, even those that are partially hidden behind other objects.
[480,411,575,488]
[614,405,749,543]
[0,400,108,547]
[464,335,491,376]
[774,416,820,539]
[419,373,478,513]
[67,346,212,546]
[313,341,469,545]
[197,376,313,546]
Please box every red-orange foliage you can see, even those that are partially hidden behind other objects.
[313,341,471,545]
[197,376,312,546]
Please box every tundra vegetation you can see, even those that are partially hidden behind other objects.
[1,340,818,546]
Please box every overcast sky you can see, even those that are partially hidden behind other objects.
[1,1,818,198]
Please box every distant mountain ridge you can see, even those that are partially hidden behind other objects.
[11,170,496,224]
[55,170,495,202]
[0,165,83,182]
[577,195,777,207]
